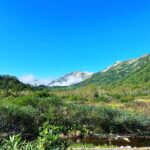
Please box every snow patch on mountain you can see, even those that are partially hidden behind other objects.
[102,61,122,72]
[19,72,94,87]
[48,72,94,87]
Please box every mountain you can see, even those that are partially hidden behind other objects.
[19,72,94,87]
[75,54,150,87]
[0,75,31,90]
[18,54,150,88]
[19,74,52,86]
[48,72,94,87]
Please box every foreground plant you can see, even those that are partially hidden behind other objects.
[1,134,22,150]
[37,122,71,150]
[1,123,71,150]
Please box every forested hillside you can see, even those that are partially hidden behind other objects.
[75,54,150,88]
[0,75,33,96]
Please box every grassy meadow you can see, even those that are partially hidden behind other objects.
[0,82,150,149]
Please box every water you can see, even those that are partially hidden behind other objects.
[73,136,150,147]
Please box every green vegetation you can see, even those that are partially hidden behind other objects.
[75,54,150,88]
[70,143,116,148]
[0,90,150,149]
[0,75,33,97]
[0,55,150,149]
[0,124,70,150]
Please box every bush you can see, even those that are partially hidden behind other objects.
[1,134,39,150]
[0,104,43,137]
[1,123,71,150]
[114,112,150,134]
[120,95,134,103]
[37,123,71,150]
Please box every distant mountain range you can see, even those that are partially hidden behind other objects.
[48,72,93,87]
[1,54,150,88]
[19,72,93,87]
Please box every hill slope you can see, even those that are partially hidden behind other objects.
[0,75,31,90]
[75,54,150,88]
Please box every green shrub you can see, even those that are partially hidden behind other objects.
[114,112,150,134]
[0,104,43,137]
[1,124,71,150]
[1,134,39,150]
[37,123,71,150]
[120,95,134,103]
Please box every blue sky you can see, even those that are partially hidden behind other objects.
[0,0,150,79]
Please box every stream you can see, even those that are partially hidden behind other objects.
[72,135,150,147]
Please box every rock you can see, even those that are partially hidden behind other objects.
[76,139,81,143]
[123,137,131,142]
[59,134,67,139]
[76,131,81,137]
[125,146,132,149]
[115,135,121,140]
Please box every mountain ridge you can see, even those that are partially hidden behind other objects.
[74,54,150,88]
[2,54,150,88]
[48,71,93,87]
[19,71,94,87]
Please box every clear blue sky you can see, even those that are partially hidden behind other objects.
[0,0,150,79]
